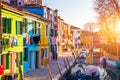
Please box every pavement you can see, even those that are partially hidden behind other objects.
[24,49,80,80]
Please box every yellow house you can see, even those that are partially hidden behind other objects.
[1,3,24,79]
[38,22,50,66]
[80,30,93,48]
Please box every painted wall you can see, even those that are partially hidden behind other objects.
[38,22,49,67]
[1,6,24,79]
[24,45,38,73]
[23,18,39,73]
[23,8,44,17]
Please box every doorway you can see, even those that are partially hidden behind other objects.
[10,53,15,73]
[35,51,39,69]
[41,48,44,66]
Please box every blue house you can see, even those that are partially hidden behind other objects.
[23,12,40,73]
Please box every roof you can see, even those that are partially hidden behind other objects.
[81,30,93,36]
[2,1,23,15]
[71,25,80,29]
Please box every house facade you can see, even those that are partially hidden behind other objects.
[0,3,24,79]
[57,16,64,54]
[71,26,80,49]
[43,6,58,60]
[80,30,93,48]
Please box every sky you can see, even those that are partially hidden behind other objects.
[42,0,97,29]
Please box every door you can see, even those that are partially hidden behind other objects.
[10,53,16,73]
[35,51,39,69]
[30,51,32,69]
[41,48,44,66]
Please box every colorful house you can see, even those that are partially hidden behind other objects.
[23,9,50,73]
[0,3,24,79]
[71,26,80,49]
[57,16,64,54]
[43,6,58,60]
[23,4,50,71]
[67,25,72,51]
[80,30,93,48]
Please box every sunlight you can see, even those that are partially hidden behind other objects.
[116,20,120,34]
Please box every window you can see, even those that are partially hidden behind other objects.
[34,21,37,34]
[6,53,10,69]
[24,47,28,61]
[20,52,23,65]
[1,54,10,69]
[46,26,48,37]
[16,21,23,35]
[37,22,41,35]
[23,19,27,33]
[50,29,53,37]
[10,0,17,6]
[32,21,35,34]
[38,27,41,36]
[1,55,3,66]
[45,48,48,58]
[16,52,23,66]
[2,17,12,34]
[54,30,57,37]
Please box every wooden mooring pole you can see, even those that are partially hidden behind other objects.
[63,59,69,71]
[47,64,53,80]
[56,60,63,79]
[66,57,70,69]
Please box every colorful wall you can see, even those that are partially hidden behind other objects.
[1,3,24,79]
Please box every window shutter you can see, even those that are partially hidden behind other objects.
[38,23,41,35]
[20,52,23,65]
[2,17,7,33]
[6,53,10,69]
[16,21,18,35]
[20,22,23,35]
[16,53,18,66]
[7,18,11,34]
[32,21,35,34]
[24,48,28,61]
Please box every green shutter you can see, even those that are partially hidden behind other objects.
[16,53,18,66]
[20,22,23,35]
[2,17,7,33]
[7,18,11,33]
[20,52,23,65]
[6,53,10,69]
[16,21,18,35]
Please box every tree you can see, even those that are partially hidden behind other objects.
[94,0,120,56]
[83,22,98,32]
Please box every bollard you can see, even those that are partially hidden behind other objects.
[56,60,63,77]
[46,64,53,80]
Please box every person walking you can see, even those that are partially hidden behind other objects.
[100,56,107,69]
[54,45,57,60]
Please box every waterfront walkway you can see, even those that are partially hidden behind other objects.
[24,50,80,80]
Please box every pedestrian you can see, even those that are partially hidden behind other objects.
[100,56,107,68]
[102,58,107,68]
[54,44,57,60]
